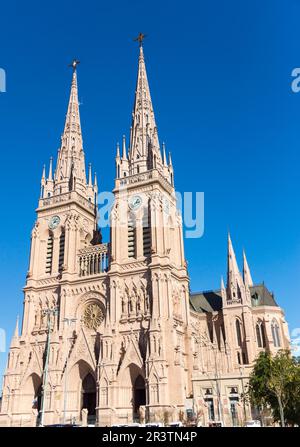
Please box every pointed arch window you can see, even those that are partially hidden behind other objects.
[235,319,243,347]
[142,206,151,257]
[45,233,54,274]
[58,229,65,273]
[256,320,266,348]
[271,319,281,347]
[128,214,136,258]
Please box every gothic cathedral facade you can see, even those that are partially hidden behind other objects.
[0,46,290,427]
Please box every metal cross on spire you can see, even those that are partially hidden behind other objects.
[68,59,80,71]
[134,32,147,47]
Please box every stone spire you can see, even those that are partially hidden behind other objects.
[226,233,244,302]
[54,61,87,197]
[48,157,53,181]
[227,233,240,281]
[10,316,19,349]
[128,44,163,175]
[243,250,253,287]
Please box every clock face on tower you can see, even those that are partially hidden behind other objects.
[48,215,60,230]
[128,195,142,211]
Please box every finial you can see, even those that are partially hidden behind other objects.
[48,156,53,181]
[162,142,167,166]
[133,32,147,47]
[221,276,225,290]
[94,172,98,187]
[69,59,80,72]
[88,163,92,186]
[41,164,46,180]
[116,142,120,158]
[122,135,127,160]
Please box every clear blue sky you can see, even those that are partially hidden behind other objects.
[0,0,300,382]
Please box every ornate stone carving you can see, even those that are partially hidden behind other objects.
[83,303,104,331]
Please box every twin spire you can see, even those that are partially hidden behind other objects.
[225,233,253,304]
[115,42,173,183]
[41,42,174,203]
[40,61,97,203]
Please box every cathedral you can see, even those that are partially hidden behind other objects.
[0,43,290,427]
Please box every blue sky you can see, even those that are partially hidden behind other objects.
[0,0,300,382]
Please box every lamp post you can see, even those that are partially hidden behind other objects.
[239,366,247,424]
[62,317,77,425]
[211,345,224,426]
[39,307,58,427]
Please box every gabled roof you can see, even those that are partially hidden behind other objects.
[190,283,278,313]
[250,284,278,307]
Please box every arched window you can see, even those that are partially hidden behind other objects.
[45,233,54,274]
[271,319,281,347]
[58,229,65,273]
[256,320,266,348]
[137,165,140,174]
[117,164,120,178]
[128,214,136,258]
[235,319,243,347]
[142,206,151,257]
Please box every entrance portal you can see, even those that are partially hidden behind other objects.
[81,373,96,420]
[133,375,146,419]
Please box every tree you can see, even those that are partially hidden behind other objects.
[247,350,300,426]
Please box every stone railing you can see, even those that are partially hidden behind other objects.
[78,243,110,276]
[226,299,242,306]
[39,191,95,212]
[116,169,173,193]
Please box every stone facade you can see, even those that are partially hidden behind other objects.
[0,47,290,427]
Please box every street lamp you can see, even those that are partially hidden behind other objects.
[239,366,247,424]
[62,317,77,425]
[39,307,58,427]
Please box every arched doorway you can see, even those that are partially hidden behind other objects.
[81,373,96,422]
[133,375,146,419]
[34,384,42,412]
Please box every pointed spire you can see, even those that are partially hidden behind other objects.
[63,63,81,136]
[243,250,253,287]
[227,233,240,283]
[168,151,173,166]
[122,135,127,160]
[162,142,167,166]
[41,164,46,181]
[94,172,98,188]
[221,276,225,291]
[54,60,87,196]
[88,163,92,186]
[128,44,162,174]
[14,315,19,337]
[116,142,120,158]
[48,157,53,181]
[10,316,19,349]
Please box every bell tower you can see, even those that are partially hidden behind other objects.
[98,40,192,424]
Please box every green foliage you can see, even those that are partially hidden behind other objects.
[247,350,300,426]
